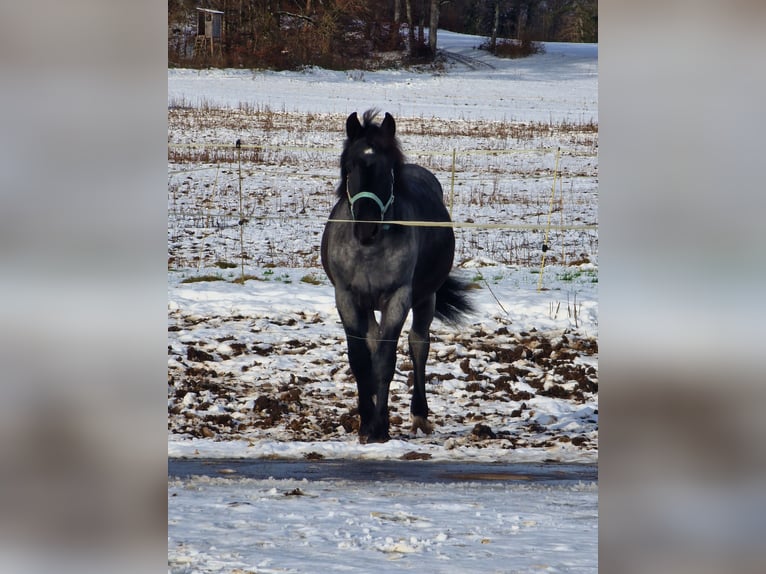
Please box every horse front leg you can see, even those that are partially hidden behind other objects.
[409,294,436,435]
[334,290,376,439]
[366,287,412,443]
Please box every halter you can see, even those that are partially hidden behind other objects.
[345,169,395,223]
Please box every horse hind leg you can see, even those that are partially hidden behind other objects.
[409,295,435,435]
[411,415,434,436]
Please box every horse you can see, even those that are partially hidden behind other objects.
[321,110,473,443]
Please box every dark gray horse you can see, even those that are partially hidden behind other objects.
[321,110,472,443]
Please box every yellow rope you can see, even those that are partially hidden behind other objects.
[325,218,595,232]
[167,210,595,232]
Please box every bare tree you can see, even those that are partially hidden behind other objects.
[405,0,415,50]
[490,1,501,51]
[428,0,452,55]
[428,0,440,54]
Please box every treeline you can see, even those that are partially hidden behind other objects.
[168,1,597,70]
[441,0,597,44]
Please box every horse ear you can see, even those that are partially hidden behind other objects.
[381,112,396,140]
[346,112,363,140]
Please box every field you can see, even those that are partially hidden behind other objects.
[167,102,598,461]
[168,31,598,572]
[168,107,597,270]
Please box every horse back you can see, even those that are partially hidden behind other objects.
[401,164,449,220]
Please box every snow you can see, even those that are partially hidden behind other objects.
[167,266,598,463]
[169,30,598,573]
[168,31,597,124]
[169,475,597,573]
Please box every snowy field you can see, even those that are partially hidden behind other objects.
[168,32,597,123]
[169,30,598,573]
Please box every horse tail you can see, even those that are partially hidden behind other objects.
[434,275,475,324]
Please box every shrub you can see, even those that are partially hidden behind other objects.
[480,38,545,59]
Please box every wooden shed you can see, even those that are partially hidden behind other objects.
[195,8,224,58]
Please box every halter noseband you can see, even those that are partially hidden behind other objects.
[345,169,395,222]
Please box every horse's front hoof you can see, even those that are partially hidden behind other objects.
[362,434,390,444]
[411,415,434,435]
[358,426,390,444]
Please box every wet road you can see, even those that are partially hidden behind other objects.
[168,458,597,484]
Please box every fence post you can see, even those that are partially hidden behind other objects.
[537,147,560,292]
[450,148,456,217]
[237,139,245,283]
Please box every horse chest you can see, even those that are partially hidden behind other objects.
[332,243,414,296]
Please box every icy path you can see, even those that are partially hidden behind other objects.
[168,464,597,573]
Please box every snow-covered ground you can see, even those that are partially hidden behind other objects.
[168,32,597,123]
[169,474,597,573]
[169,30,598,573]
[167,266,598,463]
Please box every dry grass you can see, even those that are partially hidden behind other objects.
[169,105,596,143]
[167,107,597,165]
[168,108,597,269]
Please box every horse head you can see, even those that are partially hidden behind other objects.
[341,110,403,245]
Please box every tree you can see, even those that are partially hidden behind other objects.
[405,0,415,51]
[428,0,440,54]
[167,0,596,70]
[561,0,597,42]
[426,0,452,56]
[490,1,500,51]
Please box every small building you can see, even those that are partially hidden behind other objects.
[195,8,224,58]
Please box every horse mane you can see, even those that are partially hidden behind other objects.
[337,110,407,199]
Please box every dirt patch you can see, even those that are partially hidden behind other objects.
[168,310,598,453]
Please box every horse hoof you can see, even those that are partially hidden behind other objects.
[368,435,390,444]
[358,433,389,445]
[411,416,434,435]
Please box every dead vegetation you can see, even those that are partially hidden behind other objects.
[168,108,597,269]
